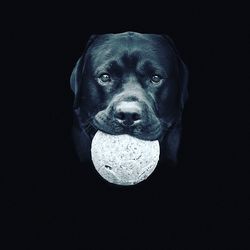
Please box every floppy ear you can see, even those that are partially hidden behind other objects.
[177,55,189,110]
[162,35,189,111]
[70,56,84,108]
[70,35,98,108]
[161,35,189,163]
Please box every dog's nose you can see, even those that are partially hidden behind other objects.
[114,101,142,126]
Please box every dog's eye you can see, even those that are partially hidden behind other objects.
[151,75,162,84]
[99,73,111,83]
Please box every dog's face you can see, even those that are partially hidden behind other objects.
[71,32,188,162]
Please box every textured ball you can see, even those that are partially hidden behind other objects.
[91,130,160,186]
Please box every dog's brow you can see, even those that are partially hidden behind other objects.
[96,60,123,75]
[138,60,166,76]
[109,60,122,70]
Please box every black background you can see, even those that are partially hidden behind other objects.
[5,2,249,249]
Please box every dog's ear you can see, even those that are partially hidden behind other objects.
[161,35,189,164]
[161,35,189,111]
[70,55,84,104]
[178,57,189,110]
[70,35,98,108]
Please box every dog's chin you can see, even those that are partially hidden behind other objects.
[92,118,162,141]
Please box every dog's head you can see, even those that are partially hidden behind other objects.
[71,32,188,162]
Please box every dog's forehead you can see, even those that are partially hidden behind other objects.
[87,32,175,64]
[93,32,163,46]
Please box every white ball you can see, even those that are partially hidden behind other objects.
[91,130,160,186]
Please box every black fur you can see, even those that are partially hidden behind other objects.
[70,32,188,163]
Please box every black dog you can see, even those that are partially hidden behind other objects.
[70,32,188,163]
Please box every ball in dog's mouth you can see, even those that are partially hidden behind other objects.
[91,130,160,186]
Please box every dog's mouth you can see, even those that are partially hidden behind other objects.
[77,108,173,143]
[91,114,166,141]
[81,121,98,140]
